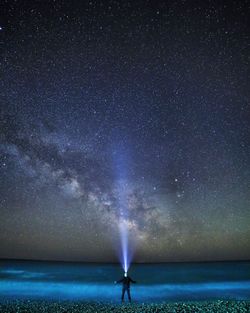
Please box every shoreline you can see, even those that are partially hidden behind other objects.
[0,299,249,313]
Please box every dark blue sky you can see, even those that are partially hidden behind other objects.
[0,0,249,262]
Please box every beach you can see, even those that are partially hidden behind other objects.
[1,261,250,311]
[0,300,249,313]
[1,261,250,303]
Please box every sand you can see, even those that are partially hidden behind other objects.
[0,299,249,313]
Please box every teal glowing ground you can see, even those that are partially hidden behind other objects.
[0,260,249,303]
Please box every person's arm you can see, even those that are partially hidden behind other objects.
[130,277,136,283]
[115,278,124,284]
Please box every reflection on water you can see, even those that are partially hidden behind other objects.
[0,260,249,302]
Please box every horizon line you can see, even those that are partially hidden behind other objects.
[0,257,249,264]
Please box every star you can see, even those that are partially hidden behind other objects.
[0,0,249,263]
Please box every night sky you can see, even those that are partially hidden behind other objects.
[0,0,250,263]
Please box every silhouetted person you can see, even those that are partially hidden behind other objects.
[115,272,136,303]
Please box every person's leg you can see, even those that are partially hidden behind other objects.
[121,287,125,302]
[127,288,131,302]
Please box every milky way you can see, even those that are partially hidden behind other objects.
[0,0,249,262]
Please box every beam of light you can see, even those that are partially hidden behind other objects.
[112,145,133,273]
[117,179,131,273]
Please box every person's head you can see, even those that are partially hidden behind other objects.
[124,271,127,277]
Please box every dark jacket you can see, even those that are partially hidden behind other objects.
[117,276,136,288]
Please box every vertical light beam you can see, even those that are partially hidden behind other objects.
[112,145,133,272]
[117,179,130,272]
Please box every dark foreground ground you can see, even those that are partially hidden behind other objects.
[0,300,249,313]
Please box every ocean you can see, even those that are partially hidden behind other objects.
[0,260,249,303]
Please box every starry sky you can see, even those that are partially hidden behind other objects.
[0,0,250,263]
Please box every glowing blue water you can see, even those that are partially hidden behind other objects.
[0,260,249,302]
